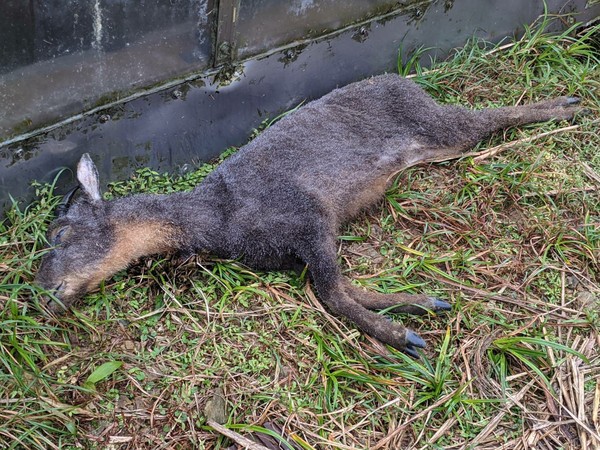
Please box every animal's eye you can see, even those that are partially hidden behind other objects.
[51,226,71,245]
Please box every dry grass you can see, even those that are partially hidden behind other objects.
[1,18,599,450]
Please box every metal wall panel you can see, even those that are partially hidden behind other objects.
[234,0,420,58]
[0,0,214,139]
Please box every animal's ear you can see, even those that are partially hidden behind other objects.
[76,153,102,202]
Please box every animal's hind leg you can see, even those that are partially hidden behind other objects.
[488,96,582,126]
[462,96,583,145]
[528,96,581,110]
[415,96,583,164]
[341,279,451,315]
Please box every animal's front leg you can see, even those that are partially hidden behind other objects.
[298,241,427,356]
[342,279,451,315]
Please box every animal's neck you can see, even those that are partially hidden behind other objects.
[108,188,222,261]
[112,218,179,260]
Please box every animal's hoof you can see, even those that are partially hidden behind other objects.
[406,329,426,347]
[404,330,427,359]
[566,97,580,105]
[430,297,452,312]
[406,329,425,347]
[403,331,426,358]
[404,345,421,358]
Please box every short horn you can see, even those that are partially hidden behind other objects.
[55,186,80,217]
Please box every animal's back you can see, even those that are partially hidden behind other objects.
[206,74,445,225]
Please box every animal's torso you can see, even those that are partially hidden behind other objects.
[206,76,438,220]
[185,75,444,267]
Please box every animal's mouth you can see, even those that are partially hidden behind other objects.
[39,281,70,314]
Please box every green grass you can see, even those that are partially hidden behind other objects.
[1,17,599,449]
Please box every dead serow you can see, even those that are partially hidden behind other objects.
[35,74,583,356]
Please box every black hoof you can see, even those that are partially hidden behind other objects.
[406,330,426,348]
[430,297,452,312]
[404,345,421,358]
[403,331,426,358]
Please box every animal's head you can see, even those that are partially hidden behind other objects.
[35,153,116,313]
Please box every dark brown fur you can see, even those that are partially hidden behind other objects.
[35,74,582,355]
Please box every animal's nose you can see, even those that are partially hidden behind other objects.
[36,282,68,315]
[53,281,65,294]
[42,296,68,315]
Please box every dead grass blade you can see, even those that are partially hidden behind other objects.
[464,380,536,449]
[207,420,271,450]
[371,390,458,450]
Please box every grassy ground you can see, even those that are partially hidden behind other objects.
[1,18,599,450]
